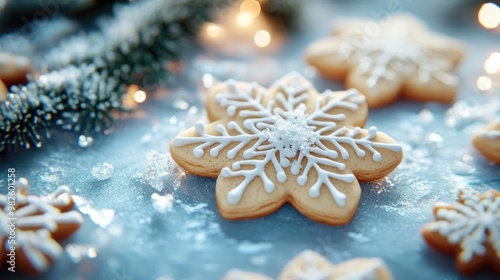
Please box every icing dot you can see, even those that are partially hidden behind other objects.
[193,148,204,158]
[210,148,219,157]
[297,175,307,185]
[327,150,339,158]
[221,168,231,177]
[227,121,238,129]
[277,171,286,183]
[280,157,290,167]
[357,150,366,157]
[290,161,300,175]
[372,153,382,162]
[309,187,320,198]
[227,106,236,116]
[227,190,241,204]
[227,149,237,159]
[336,193,347,207]
[338,163,346,171]
[232,162,241,169]
[243,150,253,159]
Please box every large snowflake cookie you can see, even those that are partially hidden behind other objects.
[421,188,500,275]
[305,14,465,108]
[0,180,83,274]
[222,250,393,280]
[170,72,403,225]
[473,120,500,164]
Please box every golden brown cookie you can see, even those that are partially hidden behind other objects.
[0,79,6,102]
[170,72,403,225]
[0,180,83,274]
[0,53,31,86]
[305,14,465,108]
[421,188,500,275]
[222,250,393,280]
[472,121,500,163]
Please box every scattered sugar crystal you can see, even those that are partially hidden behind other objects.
[236,241,273,254]
[418,109,433,124]
[451,160,476,175]
[65,244,98,263]
[173,98,189,110]
[151,193,174,213]
[427,133,443,148]
[144,150,176,191]
[91,162,114,181]
[72,195,115,228]
[201,73,217,88]
[250,255,268,266]
[347,232,370,243]
[78,135,94,148]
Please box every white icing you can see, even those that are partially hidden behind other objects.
[319,18,458,88]
[339,258,385,280]
[174,72,402,206]
[17,229,63,272]
[0,185,83,273]
[292,251,330,280]
[481,130,500,140]
[427,188,500,262]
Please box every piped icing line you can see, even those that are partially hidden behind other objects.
[174,73,402,206]
[425,188,500,262]
[325,21,459,88]
[481,130,500,139]
[292,250,330,280]
[0,181,83,273]
[340,258,387,280]
[17,229,63,273]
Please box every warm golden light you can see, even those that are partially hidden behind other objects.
[236,12,254,28]
[134,90,147,103]
[484,52,500,74]
[240,0,261,18]
[206,23,223,38]
[477,76,492,91]
[254,30,271,47]
[478,3,500,29]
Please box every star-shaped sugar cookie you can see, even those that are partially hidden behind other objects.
[305,14,465,107]
[473,120,500,163]
[0,52,31,86]
[170,72,402,225]
[222,250,393,280]
[0,180,83,274]
[421,188,500,275]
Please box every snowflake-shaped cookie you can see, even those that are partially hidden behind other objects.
[0,181,83,274]
[305,14,465,108]
[170,72,402,225]
[473,120,500,164]
[421,188,500,275]
[222,250,393,280]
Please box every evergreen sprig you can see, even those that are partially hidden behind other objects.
[0,0,234,156]
[0,0,300,157]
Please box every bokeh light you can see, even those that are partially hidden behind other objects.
[477,76,492,91]
[205,23,223,38]
[236,12,254,28]
[478,3,500,29]
[134,90,147,103]
[254,30,271,47]
[240,0,261,18]
[484,52,500,74]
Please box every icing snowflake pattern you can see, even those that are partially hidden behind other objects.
[423,188,500,272]
[174,72,402,208]
[306,14,464,107]
[336,26,457,88]
[0,182,83,273]
[222,250,393,280]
